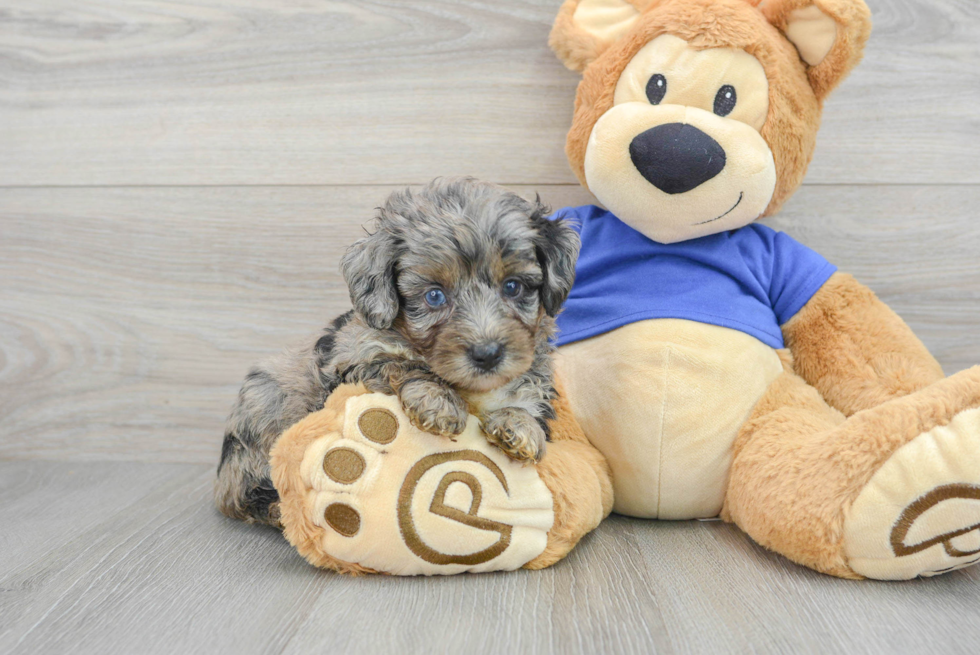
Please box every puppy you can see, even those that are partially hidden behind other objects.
[215,177,580,526]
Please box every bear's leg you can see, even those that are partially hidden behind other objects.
[723,362,980,580]
[271,382,610,575]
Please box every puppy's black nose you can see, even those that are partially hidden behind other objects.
[629,123,726,194]
[468,342,504,371]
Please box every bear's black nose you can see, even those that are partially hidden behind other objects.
[629,123,726,194]
[468,342,504,371]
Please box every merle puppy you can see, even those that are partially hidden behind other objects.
[215,178,580,526]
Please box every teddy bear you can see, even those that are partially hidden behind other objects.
[269,0,980,579]
[546,0,980,580]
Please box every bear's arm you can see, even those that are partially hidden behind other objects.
[781,272,945,417]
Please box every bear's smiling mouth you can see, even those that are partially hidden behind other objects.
[692,192,743,226]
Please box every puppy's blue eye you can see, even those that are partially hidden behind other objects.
[424,288,447,307]
[502,279,523,298]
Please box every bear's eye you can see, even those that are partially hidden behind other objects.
[714,85,737,117]
[645,74,667,105]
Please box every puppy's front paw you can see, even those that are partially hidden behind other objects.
[399,379,468,437]
[481,408,546,463]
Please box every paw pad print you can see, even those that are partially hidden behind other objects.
[315,408,401,537]
[358,408,398,444]
[322,448,365,484]
[323,502,361,537]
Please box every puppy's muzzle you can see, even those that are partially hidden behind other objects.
[629,122,726,195]
[468,342,505,372]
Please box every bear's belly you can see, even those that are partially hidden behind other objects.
[556,319,783,519]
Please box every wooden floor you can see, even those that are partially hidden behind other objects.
[1,1,979,653]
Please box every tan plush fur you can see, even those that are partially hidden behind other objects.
[549,0,656,72]
[783,273,946,417]
[724,271,976,579]
[755,0,872,101]
[723,363,980,578]
[550,0,616,73]
[557,0,870,216]
[524,439,615,568]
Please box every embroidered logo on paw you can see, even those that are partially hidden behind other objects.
[296,392,554,575]
[843,407,980,579]
[397,451,514,566]
[890,484,980,570]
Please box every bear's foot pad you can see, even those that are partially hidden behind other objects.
[273,389,554,575]
[844,407,980,579]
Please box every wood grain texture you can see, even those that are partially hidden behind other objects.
[0,0,977,186]
[1,184,977,463]
[0,461,977,655]
[0,460,186,573]
[1,0,979,651]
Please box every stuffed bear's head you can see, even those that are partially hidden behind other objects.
[550,0,871,243]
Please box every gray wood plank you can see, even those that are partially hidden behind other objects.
[1,184,977,463]
[0,462,323,654]
[278,519,677,655]
[0,0,977,186]
[631,518,980,654]
[1,462,977,655]
[0,460,189,574]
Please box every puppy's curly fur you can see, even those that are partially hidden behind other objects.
[215,178,580,526]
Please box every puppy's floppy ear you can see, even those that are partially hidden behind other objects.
[759,0,872,102]
[549,0,646,72]
[341,225,401,330]
[530,202,581,317]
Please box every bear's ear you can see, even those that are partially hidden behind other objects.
[759,0,872,101]
[549,0,646,72]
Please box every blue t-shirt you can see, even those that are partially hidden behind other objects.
[552,205,837,349]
